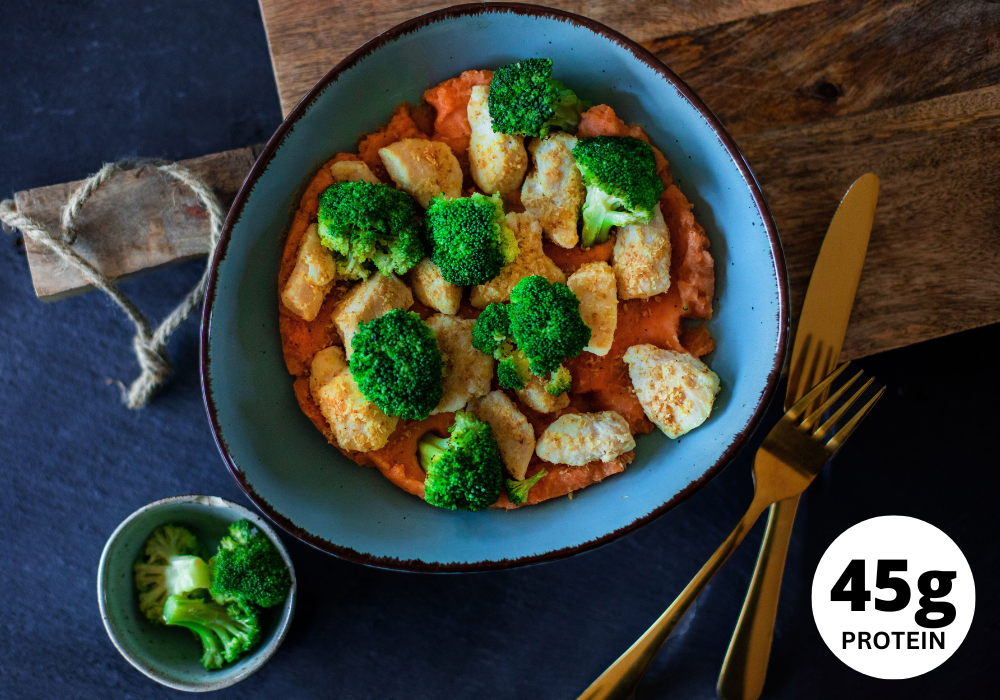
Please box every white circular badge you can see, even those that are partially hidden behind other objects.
[811,515,975,679]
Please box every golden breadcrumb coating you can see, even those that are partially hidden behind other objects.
[535,411,636,466]
[622,344,720,438]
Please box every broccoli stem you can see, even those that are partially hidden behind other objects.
[580,188,617,248]
[417,433,450,471]
[164,555,212,597]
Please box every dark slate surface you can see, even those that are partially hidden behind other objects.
[0,2,994,698]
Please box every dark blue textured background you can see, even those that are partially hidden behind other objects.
[1,2,995,698]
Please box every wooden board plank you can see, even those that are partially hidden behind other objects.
[258,0,821,117]
[648,0,1000,137]
[14,146,264,301]
[737,85,1000,360]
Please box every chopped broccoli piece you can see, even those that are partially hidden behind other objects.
[497,350,532,391]
[210,519,292,610]
[571,136,665,248]
[487,58,589,138]
[508,276,590,377]
[426,193,519,286]
[349,309,444,420]
[317,181,425,279]
[545,365,572,397]
[505,468,549,505]
[163,595,261,670]
[471,302,513,358]
[418,410,503,511]
[133,525,211,624]
[472,278,589,394]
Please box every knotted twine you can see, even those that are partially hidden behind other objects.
[0,159,224,408]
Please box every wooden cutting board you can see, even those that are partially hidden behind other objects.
[11,0,999,362]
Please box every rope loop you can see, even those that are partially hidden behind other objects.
[0,159,223,408]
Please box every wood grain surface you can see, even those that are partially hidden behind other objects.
[13,146,263,300]
[11,0,999,361]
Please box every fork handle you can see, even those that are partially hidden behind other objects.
[576,495,770,700]
[716,495,799,700]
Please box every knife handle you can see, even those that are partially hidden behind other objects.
[716,495,799,700]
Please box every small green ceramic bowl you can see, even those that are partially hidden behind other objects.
[97,495,297,692]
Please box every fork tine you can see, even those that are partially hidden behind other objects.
[812,377,874,438]
[800,370,864,431]
[787,362,850,421]
[825,387,885,453]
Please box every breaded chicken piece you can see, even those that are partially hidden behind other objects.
[309,346,398,452]
[426,314,493,414]
[281,223,337,321]
[515,374,571,414]
[613,203,672,300]
[521,132,585,248]
[329,160,381,184]
[567,261,618,356]
[535,411,636,466]
[623,344,720,439]
[466,390,535,480]
[467,85,528,194]
[378,138,462,209]
[406,257,462,315]
[331,273,413,358]
[470,212,566,308]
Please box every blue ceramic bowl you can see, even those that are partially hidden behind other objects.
[97,495,297,691]
[202,4,787,571]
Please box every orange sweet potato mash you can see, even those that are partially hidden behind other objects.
[277,70,715,509]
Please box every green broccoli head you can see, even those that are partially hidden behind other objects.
[505,468,549,506]
[418,410,503,511]
[487,58,590,138]
[426,193,519,286]
[317,181,425,279]
[471,302,513,358]
[545,365,572,397]
[133,525,212,624]
[210,519,292,610]
[163,595,261,670]
[349,309,444,420]
[508,276,590,377]
[571,136,665,248]
[497,350,532,391]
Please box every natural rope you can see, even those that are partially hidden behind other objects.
[0,160,224,408]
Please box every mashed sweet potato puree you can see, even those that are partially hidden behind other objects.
[278,72,715,509]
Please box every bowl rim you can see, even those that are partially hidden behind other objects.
[200,2,789,573]
[96,494,298,692]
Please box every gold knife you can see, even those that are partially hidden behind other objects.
[716,173,879,700]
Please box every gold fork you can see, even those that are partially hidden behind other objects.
[576,363,884,700]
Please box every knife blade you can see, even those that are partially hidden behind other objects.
[717,173,879,700]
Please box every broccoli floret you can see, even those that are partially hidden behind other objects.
[349,309,444,420]
[417,410,503,511]
[545,365,572,397]
[133,525,212,624]
[487,58,589,138]
[317,181,425,279]
[497,350,532,391]
[571,136,665,248]
[471,304,532,391]
[163,595,261,670]
[508,276,590,378]
[426,193,519,286]
[505,468,549,505]
[210,519,292,610]
[472,279,588,394]
[471,302,513,358]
